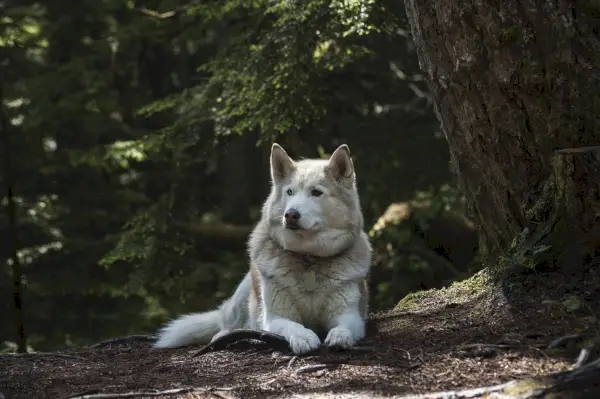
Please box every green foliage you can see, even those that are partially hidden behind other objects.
[197,0,379,135]
[100,209,159,267]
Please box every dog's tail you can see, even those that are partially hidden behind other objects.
[153,272,251,348]
[153,310,221,348]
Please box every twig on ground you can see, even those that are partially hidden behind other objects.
[1,352,86,361]
[192,329,290,357]
[208,390,236,399]
[455,341,548,360]
[458,343,515,350]
[89,335,156,349]
[67,387,234,399]
[67,387,192,399]
[287,356,299,368]
[573,342,599,369]
[294,363,340,375]
[399,380,522,399]
[555,146,600,154]
[399,348,411,362]
[575,347,591,368]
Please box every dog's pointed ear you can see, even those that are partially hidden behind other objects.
[270,143,295,183]
[326,144,354,183]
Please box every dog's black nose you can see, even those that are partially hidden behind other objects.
[284,209,301,230]
[285,209,301,222]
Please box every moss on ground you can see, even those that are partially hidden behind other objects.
[394,268,492,311]
[394,290,432,311]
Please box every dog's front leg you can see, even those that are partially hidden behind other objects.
[259,278,321,355]
[323,309,365,349]
[264,315,321,355]
[322,284,366,349]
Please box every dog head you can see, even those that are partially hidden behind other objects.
[264,143,364,257]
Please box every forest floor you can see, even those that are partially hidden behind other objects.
[2,263,600,399]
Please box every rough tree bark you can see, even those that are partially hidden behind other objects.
[404,0,600,268]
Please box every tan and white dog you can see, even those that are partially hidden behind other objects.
[154,143,372,355]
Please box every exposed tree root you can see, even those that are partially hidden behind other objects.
[190,329,379,358]
[547,333,585,349]
[192,329,291,357]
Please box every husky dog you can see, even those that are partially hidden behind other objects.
[154,143,372,355]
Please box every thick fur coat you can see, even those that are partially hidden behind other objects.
[154,143,373,355]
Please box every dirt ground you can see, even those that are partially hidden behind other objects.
[2,264,600,399]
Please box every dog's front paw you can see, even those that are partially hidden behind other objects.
[287,327,321,355]
[324,326,355,349]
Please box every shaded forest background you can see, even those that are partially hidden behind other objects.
[0,0,482,352]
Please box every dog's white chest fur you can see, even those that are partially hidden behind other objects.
[264,263,338,328]
[302,269,318,291]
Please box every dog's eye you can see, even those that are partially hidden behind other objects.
[311,189,323,197]
[286,189,293,196]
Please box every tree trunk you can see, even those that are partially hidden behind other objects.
[403,0,600,268]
